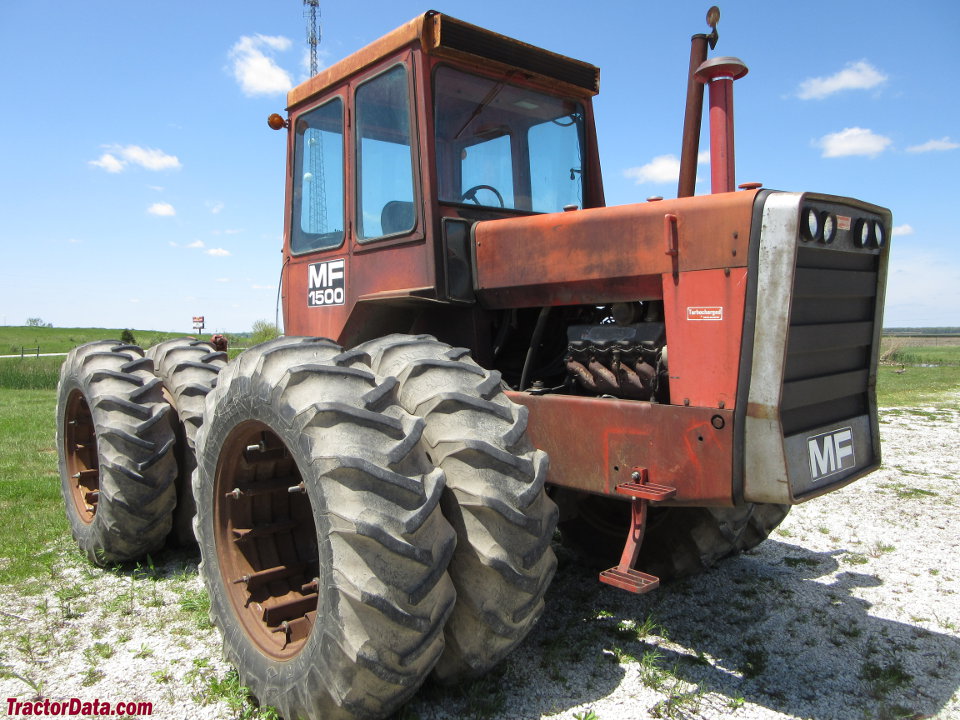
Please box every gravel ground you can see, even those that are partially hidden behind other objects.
[2,403,958,720]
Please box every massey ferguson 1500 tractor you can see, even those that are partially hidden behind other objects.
[56,8,891,719]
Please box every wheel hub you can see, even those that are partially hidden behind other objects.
[63,390,99,523]
[213,421,321,660]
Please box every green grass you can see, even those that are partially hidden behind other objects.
[0,325,236,357]
[0,356,62,390]
[885,345,960,366]
[877,364,960,407]
[0,388,69,588]
[877,339,960,407]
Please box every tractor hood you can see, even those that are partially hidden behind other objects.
[471,190,758,309]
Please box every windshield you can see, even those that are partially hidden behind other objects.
[434,66,585,213]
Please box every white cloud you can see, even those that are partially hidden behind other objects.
[187,240,206,249]
[215,278,230,283]
[208,201,225,214]
[207,248,231,257]
[90,145,181,173]
[817,127,891,158]
[147,202,176,216]
[797,61,887,100]
[89,153,124,173]
[624,154,681,184]
[121,146,181,171]
[892,224,914,236]
[906,137,960,153]
[624,151,711,186]
[229,35,293,96]
[251,284,273,290]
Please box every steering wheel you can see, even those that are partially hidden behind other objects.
[460,184,505,208]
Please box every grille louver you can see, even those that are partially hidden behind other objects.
[781,245,880,435]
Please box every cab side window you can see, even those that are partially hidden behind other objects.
[291,97,345,253]
[355,65,416,240]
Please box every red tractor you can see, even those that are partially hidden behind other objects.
[57,8,890,720]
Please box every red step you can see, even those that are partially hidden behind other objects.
[599,567,660,594]
[615,482,677,502]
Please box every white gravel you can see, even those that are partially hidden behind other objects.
[2,403,958,720]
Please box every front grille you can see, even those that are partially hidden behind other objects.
[780,245,880,435]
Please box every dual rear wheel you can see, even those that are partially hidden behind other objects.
[191,335,557,719]
[57,341,177,565]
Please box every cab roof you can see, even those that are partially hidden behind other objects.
[287,10,600,109]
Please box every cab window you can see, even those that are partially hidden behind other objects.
[434,65,585,212]
[291,97,345,253]
[355,65,416,240]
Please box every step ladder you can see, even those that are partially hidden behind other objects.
[598,468,676,593]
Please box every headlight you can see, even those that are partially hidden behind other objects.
[853,218,872,248]
[873,220,886,248]
[801,207,821,242]
[821,213,837,244]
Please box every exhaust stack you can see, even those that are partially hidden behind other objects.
[696,56,748,194]
[677,7,718,198]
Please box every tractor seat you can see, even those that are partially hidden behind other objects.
[380,201,415,235]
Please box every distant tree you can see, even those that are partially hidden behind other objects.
[250,319,280,346]
[26,317,45,327]
[120,329,137,345]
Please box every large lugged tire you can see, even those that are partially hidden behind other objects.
[640,503,791,579]
[559,494,790,579]
[193,336,456,720]
[146,338,227,544]
[349,334,558,683]
[56,341,177,565]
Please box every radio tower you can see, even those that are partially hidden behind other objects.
[303,0,327,232]
[304,0,320,76]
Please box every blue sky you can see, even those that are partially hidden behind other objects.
[1,1,956,332]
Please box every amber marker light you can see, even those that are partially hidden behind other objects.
[267,113,288,130]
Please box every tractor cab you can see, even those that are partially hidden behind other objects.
[277,11,604,344]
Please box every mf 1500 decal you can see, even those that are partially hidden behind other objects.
[307,259,345,307]
[807,427,855,481]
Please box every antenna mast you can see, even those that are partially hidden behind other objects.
[304,0,320,77]
[302,0,327,233]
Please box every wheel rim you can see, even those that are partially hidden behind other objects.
[213,421,321,660]
[64,390,99,523]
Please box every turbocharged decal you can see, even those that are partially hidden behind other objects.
[307,258,345,307]
[686,306,723,321]
[807,427,855,481]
